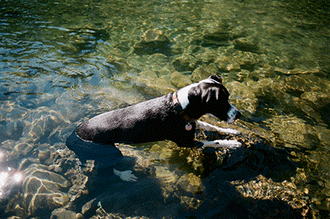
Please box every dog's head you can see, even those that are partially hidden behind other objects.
[177,75,241,123]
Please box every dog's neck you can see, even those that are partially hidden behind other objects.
[176,83,197,110]
[173,86,196,123]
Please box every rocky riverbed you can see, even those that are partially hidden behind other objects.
[1,0,330,218]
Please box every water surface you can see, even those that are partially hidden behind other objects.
[1,0,330,218]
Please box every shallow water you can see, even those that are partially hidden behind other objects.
[1,0,330,218]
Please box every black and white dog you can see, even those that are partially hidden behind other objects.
[66,74,241,182]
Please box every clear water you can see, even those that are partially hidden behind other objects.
[1,0,330,218]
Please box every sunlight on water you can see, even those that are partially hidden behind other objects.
[0,151,23,200]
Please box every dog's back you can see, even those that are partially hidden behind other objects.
[75,93,194,146]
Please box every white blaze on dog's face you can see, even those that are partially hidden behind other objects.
[177,75,241,123]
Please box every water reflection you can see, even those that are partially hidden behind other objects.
[1,0,330,217]
[0,150,23,200]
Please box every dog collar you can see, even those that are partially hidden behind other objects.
[173,92,195,131]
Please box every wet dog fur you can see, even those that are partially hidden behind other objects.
[67,74,241,181]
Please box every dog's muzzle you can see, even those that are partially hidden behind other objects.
[227,104,241,124]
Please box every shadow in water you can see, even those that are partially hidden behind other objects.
[320,103,330,128]
[188,141,306,219]
[75,137,308,218]
[74,157,168,218]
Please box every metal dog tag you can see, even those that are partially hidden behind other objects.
[185,123,192,131]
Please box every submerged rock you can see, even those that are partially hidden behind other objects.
[3,164,70,217]
[141,29,169,43]
[200,31,231,47]
[170,72,192,88]
[198,21,245,48]
[233,37,260,53]
[233,174,309,215]
[264,115,319,149]
[51,208,77,219]
[26,107,69,143]
[22,164,71,215]
[191,63,219,82]
[180,196,203,210]
[134,29,171,56]
[64,27,109,56]
[2,141,92,218]
[172,54,198,72]
[176,173,205,194]
[225,81,258,115]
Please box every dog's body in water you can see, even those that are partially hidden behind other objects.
[66,75,241,182]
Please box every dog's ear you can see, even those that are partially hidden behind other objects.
[189,84,220,104]
[209,75,223,83]
[203,86,221,103]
